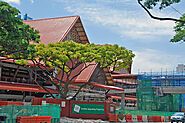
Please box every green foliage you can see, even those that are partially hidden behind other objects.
[0,1,40,58]
[140,0,181,9]
[171,14,185,42]
[36,41,135,72]
[15,59,28,65]
[36,41,94,72]
[139,0,185,43]
[35,41,135,98]
[91,44,135,70]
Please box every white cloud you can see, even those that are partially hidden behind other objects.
[58,0,175,40]
[132,49,185,74]
[3,0,20,5]
[56,0,184,74]
[30,0,34,4]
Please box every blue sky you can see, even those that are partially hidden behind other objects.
[2,0,185,74]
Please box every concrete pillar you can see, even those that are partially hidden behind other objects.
[0,64,2,80]
[22,91,26,102]
[121,93,125,109]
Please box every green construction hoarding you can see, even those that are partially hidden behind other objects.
[72,103,105,114]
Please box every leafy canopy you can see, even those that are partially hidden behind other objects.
[36,41,135,72]
[171,14,185,42]
[91,44,135,71]
[140,0,181,10]
[35,41,135,98]
[139,0,185,42]
[36,41,95,72]
[0,1,40,58]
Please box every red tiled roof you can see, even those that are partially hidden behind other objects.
[89,82,124,91]
[111,74,137,78]
[109,95,137,101]
[0,81,100,94]
[24,15,89,45]
[0,57,51,69]
[0,82,58,94]
[114,79,138,85]
[57,63,97,83]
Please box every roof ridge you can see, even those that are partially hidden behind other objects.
[24,15,79,22]
[58,16,80,42]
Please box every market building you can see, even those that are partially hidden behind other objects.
[0,16,137,109]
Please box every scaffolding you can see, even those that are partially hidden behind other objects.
[136,79,183,112]
[137,71,185,87]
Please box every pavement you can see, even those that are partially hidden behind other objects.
[60,117,109,123]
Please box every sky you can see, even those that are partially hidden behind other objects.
[2,0,185,74]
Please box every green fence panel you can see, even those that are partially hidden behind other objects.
[139,80,152,88]
[173,94,180,112]
[51,118,60,123]
[0,104,61,122]
[2,119,16,123]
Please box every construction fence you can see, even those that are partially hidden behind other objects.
[137,80,185,112]
[0,104,61,123]
[32,97,116,120]
[116,109,175,116]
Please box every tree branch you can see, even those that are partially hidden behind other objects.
[66,54,74,69]
[0,57,28,61]
[69,63,96,84]
[138,0,185,23]
[13,65,20,80]
[33,60,63,87]
[34,59,65,85]
[63,63,96,97]
[59,63,65,88]
[33,59,67,97]
[5,47,28,56]
[71,82,90,100]
[32,69,55,99]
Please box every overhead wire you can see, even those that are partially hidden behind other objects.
[170,6,183,16]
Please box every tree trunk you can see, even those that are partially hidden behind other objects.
[33,69,56,99]
[13,65,20,81]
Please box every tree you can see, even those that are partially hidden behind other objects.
[138,0,185,42]
[32,41,135,99]
[91,43,134,72]
[171,14,185,42]
[0,1,40,58]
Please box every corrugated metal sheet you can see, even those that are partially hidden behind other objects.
[89,82,124,91]
[0,81,99,93]
[113,79,138,85]
[0,82,58,93]
[111,74,137,78]
[109,95,137,101]
[0,57,51,69]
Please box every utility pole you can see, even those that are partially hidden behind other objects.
[121,93,125,109]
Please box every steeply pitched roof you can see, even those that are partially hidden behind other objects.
[57,63,98,83]
[24,15,89,44]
